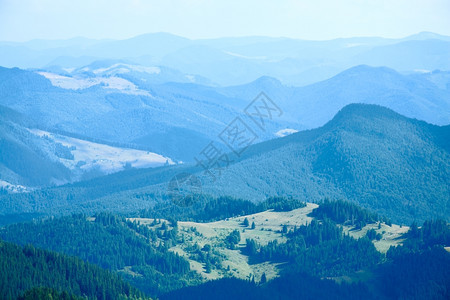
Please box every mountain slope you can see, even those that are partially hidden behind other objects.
[0,239,144,299]
[2,64,448,167]
[2,64,449,151]
[3,200,448,300]
[0,213,194,297]
[0,106,72,187]
[200,104,450,222]
[0,66,295,164]
[0,102,175,188]
[1,104,448,223]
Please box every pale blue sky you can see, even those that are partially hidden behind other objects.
[0,0,449,41]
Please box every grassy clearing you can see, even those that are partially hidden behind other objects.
[129,202,409,283]
[166,203,317,281]
[342,222,409,253]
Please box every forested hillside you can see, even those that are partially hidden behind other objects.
[1,104,447,224]
[161,206,450,300]
[0,105,72,186]
[0,213,197,297]
[201,104,450,223]
[0,239,145,299]
[2,198,449,299]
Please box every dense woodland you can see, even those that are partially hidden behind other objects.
[138,195,306,222]
[161,273,374,300]
[17,287,83,300]
[245,218,382,276]
[0,196,306,297]
[163,216,450,299]
[0,239,145,299]
[159,199,450,299]
[0,213,196,297]
[310,198,385,227]
[1,197,449,299]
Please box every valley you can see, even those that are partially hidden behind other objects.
[0,13,449,298]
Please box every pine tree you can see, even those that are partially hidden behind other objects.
[260,273,267,285]
[205,260,212,273]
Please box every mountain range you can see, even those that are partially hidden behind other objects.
[0,32,448,225]
[1,104,448,224]
[0,63,449,190]
[1,32,449,86]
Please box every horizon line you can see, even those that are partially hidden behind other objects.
[1,30,448,44]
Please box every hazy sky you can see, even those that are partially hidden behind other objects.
[0,0,449,41]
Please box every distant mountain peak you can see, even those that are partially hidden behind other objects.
[340,64,398,75]
[126,32,191,43]
[251,75,283,87]
[331,103,403,123]
[404,31,450,41]
[320,65,403,86]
